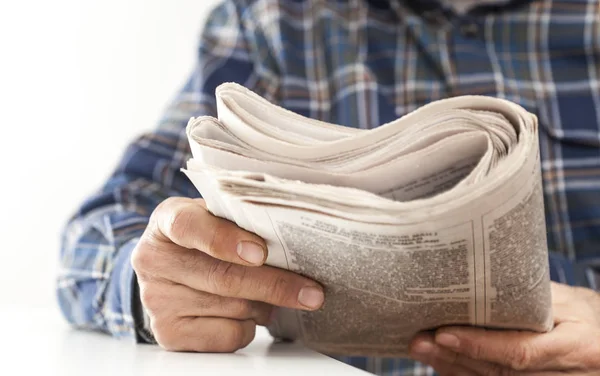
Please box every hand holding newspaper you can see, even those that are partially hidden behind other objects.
[182,83,553,357]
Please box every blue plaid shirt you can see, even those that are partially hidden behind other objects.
[57,0,600,374]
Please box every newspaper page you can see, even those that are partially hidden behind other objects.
[182,82,553,357]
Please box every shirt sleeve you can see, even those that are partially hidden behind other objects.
[56,0,261,340]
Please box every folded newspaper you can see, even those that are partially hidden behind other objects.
[182,82,553,357]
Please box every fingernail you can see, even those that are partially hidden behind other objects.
[237,241,265,265]
[436,333,460,349]
[298,286,324,309]
[411,340,434,356]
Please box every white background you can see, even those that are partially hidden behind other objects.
[0,0,220,308]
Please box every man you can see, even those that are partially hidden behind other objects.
[57,0,600,374]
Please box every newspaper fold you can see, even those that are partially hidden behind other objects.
[182,82,553,357]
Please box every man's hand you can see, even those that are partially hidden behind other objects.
[131,197,324,352]
[409,282,600,375]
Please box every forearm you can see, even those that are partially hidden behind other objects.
[56,161,187,339]
[56,0,262,340]
[58,213,144,338]
[56,111,202,337]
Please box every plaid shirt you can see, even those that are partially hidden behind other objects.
[57,0,600,374]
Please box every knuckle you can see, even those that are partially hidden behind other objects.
[139,285,163,311]
[131,239,160,274]
[130,245,146,273]
[152,318,180,350]
[506,344,535,370]
[151,197,184,226]
[464,339,485,361]
[157,197,187,211]
[204,219,228,257]
[165,203,195,243]
[224,322,247,352]
[207,260,243,296]
[230,299,253,318]
[269,274,293,305]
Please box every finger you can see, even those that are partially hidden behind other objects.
[153,317,256,353]
[165,249,324,310]
[424,361,480,376]
[549,281,575,307]
[551,282,587,324]
[150,197,267,266]
[411,333,519,375]
[433,323,591,371]
[140,282,273,325]
[409,334,479,376]
[551,283,600,326]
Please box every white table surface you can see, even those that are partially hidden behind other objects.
[0,304,370,376]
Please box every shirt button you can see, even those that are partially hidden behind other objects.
[459,22,480,38]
